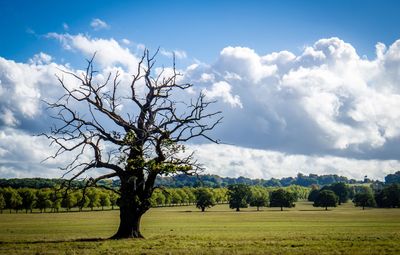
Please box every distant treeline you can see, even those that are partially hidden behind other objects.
[2,171,399,189]
[0,185,311,213]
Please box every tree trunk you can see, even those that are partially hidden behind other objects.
[325,206,327,210]
[111,177,149,239]
[201,207,205,212]
[280,206,283,211]
[112,208,143,239]
[236,207,240,212]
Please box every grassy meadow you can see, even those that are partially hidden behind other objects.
[0,202,399,254]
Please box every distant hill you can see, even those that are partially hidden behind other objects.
[0,171,392,189]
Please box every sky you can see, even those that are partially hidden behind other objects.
[1,0,400,180]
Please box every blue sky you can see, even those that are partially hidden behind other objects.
[1,0,400,63]
[1,0,400,180]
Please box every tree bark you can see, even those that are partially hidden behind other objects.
[236,207,240,212]
[112,208,143,239]
[111,176,148,239]
[201,207,205,212]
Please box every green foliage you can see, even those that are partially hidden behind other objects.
[109,192,119,210]
[353,191,376,210]
[249,186,269,210]
[61,192,77,211]
[313,190,338,210]
[99,192,111,210]
[375,183,400,208]
[195,188,215,212]
[18,188,36,213]
[328,182,350,205]
[308,189,320,202]
[35,190,51,213]
[385,171,400,184]
[0,193,5,213]
[86,188,100,210]
[269,189,297,211]
[227,184,252,211]
[74,190,89,211]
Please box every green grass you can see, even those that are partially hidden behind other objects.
[0,202,399,254]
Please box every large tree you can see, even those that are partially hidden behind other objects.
[269,189,296,211]
[313,190,338,210]
[44,51,221,238]
[195,188,215,212]
[227,184,252,211]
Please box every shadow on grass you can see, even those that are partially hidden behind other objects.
[0,237,109,245]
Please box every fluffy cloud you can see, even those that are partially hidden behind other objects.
[160,48,187,59]
[0,55,65,130]
[183,37,400,159]
[47,33,138,71]
[188,144,398,181]
[203,81,243,108]
[2,36,400,180]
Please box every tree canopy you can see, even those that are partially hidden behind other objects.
[313,190,338,210]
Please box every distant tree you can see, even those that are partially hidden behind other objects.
[184,187,196,205]
[308,189,320,202]
[49,190,61,212]
[212,188,227,204]
[329,183,349,205]
[195,188,215,212]
[313,190,338,210]
[385,171,400,184]
[61,192,76,211]
[269,189,296,211]
[109,192,119,210]
[375,183,400,208]
[176,189,189,205]
[74,190,89,211]
[99,192,111,210]
[0,193,5,214]
[353,191,376,210]
[249,186,269,211]
[227,184,252,211]
[170,189,182,206]
[87,188,100,210]
[18,188,36,213]
[35,190,51,213]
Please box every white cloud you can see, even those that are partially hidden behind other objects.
[203,81,243,108]
[189,143,398,180]
[0,56,59,122]
[90,18,109,31]
[0,108,19,126]
[183,37,400,157]
[29,52,52,65]
[47,33,138,71]
[2,35,400,180]
[160,48,187,59]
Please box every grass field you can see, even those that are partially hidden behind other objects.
[0,202,399,255]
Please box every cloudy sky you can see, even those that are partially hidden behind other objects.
[1,0,400,180]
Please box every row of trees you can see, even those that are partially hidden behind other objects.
[0,187,119,213]
[2,172,383,189]
[5,171,400,191]
[0,185,310,213]
[308,183,400,210]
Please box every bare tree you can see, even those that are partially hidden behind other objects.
[43,50,221,238]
